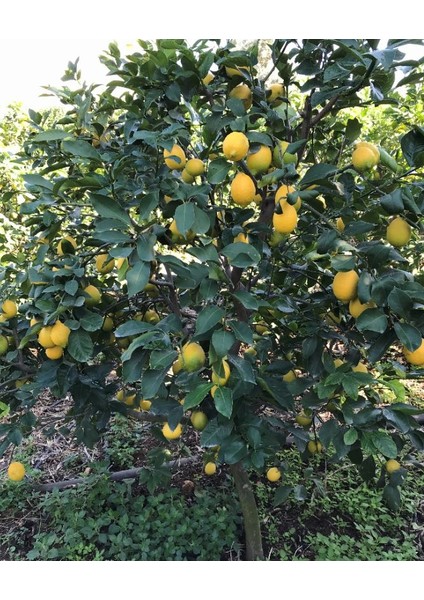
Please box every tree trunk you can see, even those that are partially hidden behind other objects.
[230,461,264,561]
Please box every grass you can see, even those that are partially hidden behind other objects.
[0,406,423,561]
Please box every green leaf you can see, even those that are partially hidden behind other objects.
[383,484,401,511]
[142,368,168,399]
[91,194,132,225]
[220,435,248,464]
[183,383,213,411]
[175,202,195,236]
[195,305,225,335]
[207,158,232,184]
[126,261,150,297]
[192,206,211,234]
[221,242,261,268]
[68,330,93,362]
[273,485,293,507]
[344,428,359,446]
[62,139,101,161]
[150,349,178,370]
[187,244,220,264]
[200,419,233,447]
[394,322,422,352]
[79,311,104,332]
[293,484,307,501]
[232,290,261,310]
[115,320,152,338]
[214,387,233,418]
[137,234,157,262]
[229,320,253,345]
[370,431,398,458]
[300,163,338,187]
[32,129,72,142]
[211,329,236,357]
[345,118,362,142]
[228,355,256,384]
[401,128,424,168]
[380,189,404,214]
[64,280,79,296]
[356,309,388,334]
[367,329,397,364]
[387,288,413,319]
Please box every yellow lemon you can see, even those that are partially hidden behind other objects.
[355,141,380,163]
[172,354,184,375]
[102,316,114,332]
[57,235,77,256]
[84,285,102,307]
[348,297,375,319]
[204,462,217,476]
[0,334,9,356]
[181,168,195,183]
[38,326,55,349]
[266,82,285,105]
[403,339,424,366]
[336,217,345,232]
[169,219,195,244]
[1,300,18,319]
[162,422,183,440]
[190,411,209,431]
[202,72,215,85]
[95,254,114,274]
[222,131,249,162]
[283,370,296,383]
[266,467,281,482]
[234,232,249,243]
[46,346,64,360]
[352,145,379,171]
[50,320,71,348]
[273,140,297,166]
[116,389,137,406]
[229,84,252,109]
[7,461,26,481]
[272,202,298,234]
[163,144,186,170]
[211,359,231,386]
[246,145,272,174]
[185,158,205,177]
[385,459,401,474]
[352,361,368,373]
[230,172,256,207]
[295,413,312,427]
[332,270,359,303]
[181,342,206,372]
[275,184,301,211]
[139,399,152,411]
[225,65,248,78]
[307,440,323,454]
[144,309,160,324]
[386,217,411,247]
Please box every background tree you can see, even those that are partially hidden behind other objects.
[1,39,424,560]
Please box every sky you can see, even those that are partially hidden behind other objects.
[1,1,423,115]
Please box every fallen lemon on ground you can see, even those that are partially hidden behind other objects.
[7,461,26,481]
[266,467,281,482]
[204,462,217,476]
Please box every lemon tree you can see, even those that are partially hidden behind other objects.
[1,39,424,560]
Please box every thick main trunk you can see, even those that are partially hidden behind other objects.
[230,461,264,561]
